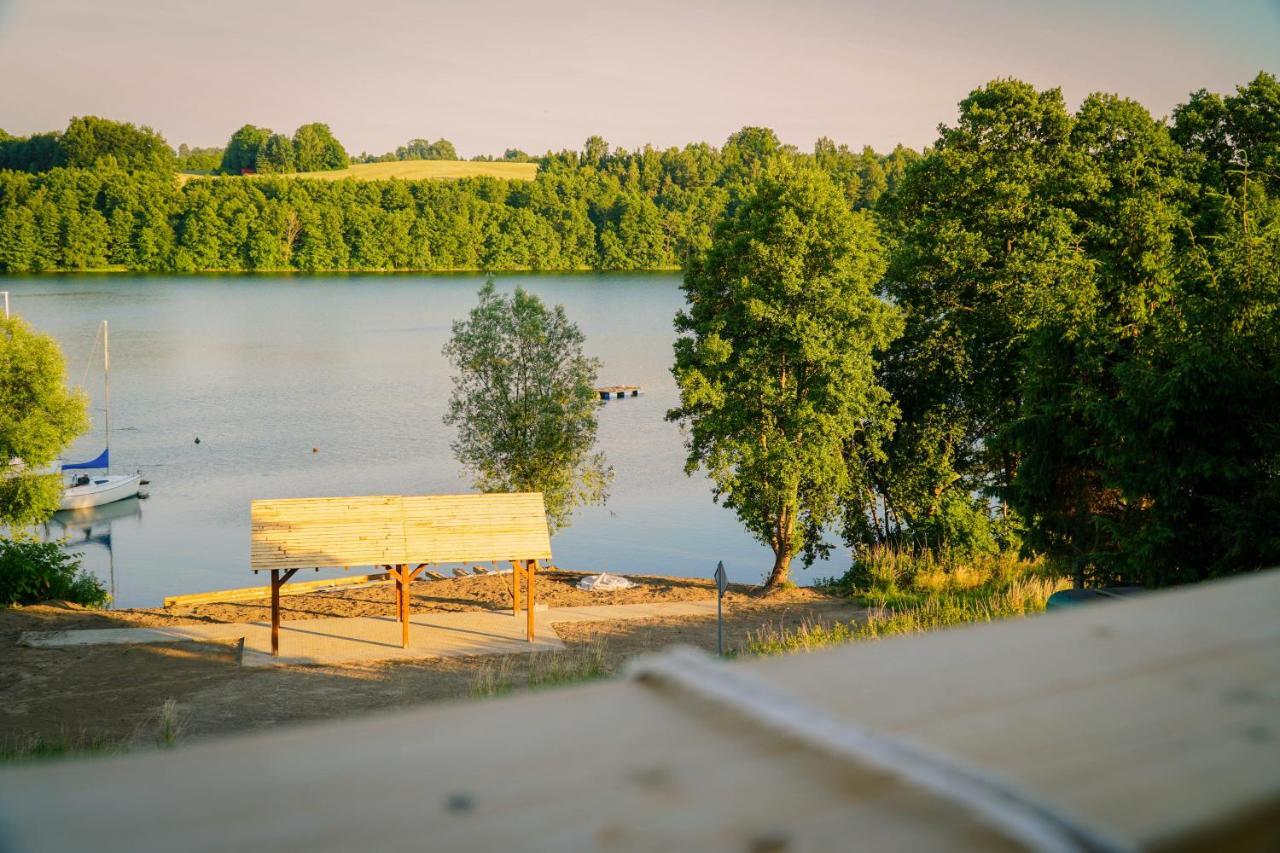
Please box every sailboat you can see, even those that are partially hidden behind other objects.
[59,321,143,510]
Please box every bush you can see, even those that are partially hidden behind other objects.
[0,537,109,608]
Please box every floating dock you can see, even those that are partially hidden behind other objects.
[595,385,642,400]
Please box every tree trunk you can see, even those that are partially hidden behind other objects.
[765,544,792,589]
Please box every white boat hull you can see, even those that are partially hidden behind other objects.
[59,473,143,511]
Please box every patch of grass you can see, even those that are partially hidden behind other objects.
[470,641,610,699]
[742,576,1067,656]
[154,698,185,748]
[0,730,123,764]
[829,546,1061,610]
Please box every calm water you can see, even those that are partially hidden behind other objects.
[5,274,846,606]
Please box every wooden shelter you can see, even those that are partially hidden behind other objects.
[250,493,552,655]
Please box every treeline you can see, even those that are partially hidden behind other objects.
[353,137,458,163]
[0,127,915,272]
[219,123,349,174]
[0,116,175,173]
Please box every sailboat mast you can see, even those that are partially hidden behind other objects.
[103,321,111,476]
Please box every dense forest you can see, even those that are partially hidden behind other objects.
[0,115,914,272]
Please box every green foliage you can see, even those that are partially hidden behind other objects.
[176,144,224,173]
[0,316,90,526]
[0,125,914,273]
[1172,71,1280,199]
[443,281,612,532]
[0,117,174,174]
[747,551,1062,655]
[742,577,1060,656]
[669,157,900,587]
[0,131,62,172]
[58,116,175,172]
[874,72,1280,587]
[219,125,271,174]
[0,537,109,608]
[876,79,1085,557]
[1083,188,1280,585]
[255,133,295,174]
[292,122,349,172]
[1,731,122,764]
[396,138,457,161]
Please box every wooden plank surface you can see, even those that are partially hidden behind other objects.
[249,493,552,570]
[0,571,1276,851]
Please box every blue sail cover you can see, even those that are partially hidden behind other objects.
[63,448,109,470]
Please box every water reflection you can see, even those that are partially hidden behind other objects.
[45,497,144,608]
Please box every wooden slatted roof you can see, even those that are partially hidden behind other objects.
[250,493,552,570]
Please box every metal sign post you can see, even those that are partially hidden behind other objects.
[714,560,728,656]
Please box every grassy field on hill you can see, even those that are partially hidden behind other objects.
[180,159,538,184]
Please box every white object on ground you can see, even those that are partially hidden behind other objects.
[577,572,637,591]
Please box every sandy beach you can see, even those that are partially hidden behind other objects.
[0,572,855,751]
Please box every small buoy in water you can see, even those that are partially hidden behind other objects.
[194,437,201,444]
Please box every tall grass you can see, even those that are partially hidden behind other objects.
[470,641,610,699]
[749,549,1068,656]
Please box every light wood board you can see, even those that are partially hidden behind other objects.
[250,492,552,571]
[1,570,1276,851]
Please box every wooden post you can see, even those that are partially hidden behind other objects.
[395,570,403,622]
[271,569,280,656]
[526,559,536,641]
[510,560,522,616]
[269,568,299,657]
[399,565,410,648]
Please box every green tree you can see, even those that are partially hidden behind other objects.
[1097,186,1280,585]
[256,133,296,174]
[669,158,901,588]
[0,316,90,526]
[1008,93,1189,583]
[876,79,1084,550]
[292,122,349,172]
[219,125,272,174]
[57,116,176,172]
[443,281,612,531]
[395,138,458,161]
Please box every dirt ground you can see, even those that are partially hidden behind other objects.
[0,573,858,754]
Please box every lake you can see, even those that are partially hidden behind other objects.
[4,273,848,606]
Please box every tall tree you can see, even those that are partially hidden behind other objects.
[293,123,349,172]
[219,125,272,174]
[875,79,1084,551]
[0,316,90,526]
[443,281,612,532]
[670,158,900,588]
[1009,93,1190,583]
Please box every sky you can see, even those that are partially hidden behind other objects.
[0,0,1276,157]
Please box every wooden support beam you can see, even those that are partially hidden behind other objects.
[509,559,522,616]
[526,559,536,641]
[269,568,299,657]
[398,564,410,649]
